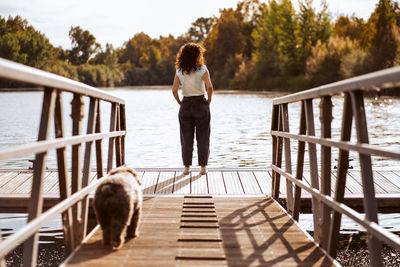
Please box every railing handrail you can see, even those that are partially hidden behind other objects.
[0,58,127,266]
[273,65,400,105]
[0,58,124,104]
[270,67,400,267]
[0,131,125,161]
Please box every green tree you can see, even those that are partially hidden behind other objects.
[67,26,100,65]
[368,0,399,70]
[0,15,53,68]
[252,0,299,77]
[90,43,119,68]
[297,0,331,71]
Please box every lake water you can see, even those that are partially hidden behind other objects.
[1,88,400,243]
[1,89,400,169]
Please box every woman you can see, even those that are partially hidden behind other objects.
[172,43,214,175]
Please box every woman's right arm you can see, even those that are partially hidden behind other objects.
[172,74,181,105]
[203,70,214,104]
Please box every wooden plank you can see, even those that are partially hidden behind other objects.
[191,172,208,195]
[40,172,58,194]
[142,171,160,194]
[348,171,383,194]
[342,170,361,194]
[253,171,270,194]
[173,173,191,195]
[208,171,226,194]
[237,171,262,194]
[374,171,400,193]
[382,171,400,192]
[0,171,19,188]
[155,171,175,194]
[222,172,243,194]
[0,171,33,194]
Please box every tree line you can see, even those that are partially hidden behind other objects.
[1,0,400,91]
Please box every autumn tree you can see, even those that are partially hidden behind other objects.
[333,16,368,46]
[67,26,100,65]
[203,0,266,88]
[187,17,215,43]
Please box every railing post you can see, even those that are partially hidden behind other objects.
[70,93,84,244]
[282,104,294,215]
[304,99,321,244]
[293,101,306,221]
[81,97,98,238]
[328,92,352,257]
[95,101,104,178]
[319,96,333,249]
[120,104,127,165]
[107,103,117,172]
[115,104,122,167]
[23,87,56,267]
[271,105,283,199]
[54,91,75,253]
[350,90,382,266]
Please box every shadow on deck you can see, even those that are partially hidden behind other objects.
[62,197,335,266]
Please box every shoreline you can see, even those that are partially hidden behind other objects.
[2,85,399,98]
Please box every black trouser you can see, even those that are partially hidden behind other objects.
[179,95,210,166]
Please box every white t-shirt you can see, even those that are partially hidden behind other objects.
[176,65,207,97]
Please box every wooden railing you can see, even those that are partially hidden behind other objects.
[0,58,126,266]
[270,66,400,266]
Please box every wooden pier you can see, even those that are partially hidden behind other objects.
[1,168,399,213]
[63,196,334,266]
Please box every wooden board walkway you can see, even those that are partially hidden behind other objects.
[62,196,335,266]
[1,169,400,212]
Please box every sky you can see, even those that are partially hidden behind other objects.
[0,0,381,50]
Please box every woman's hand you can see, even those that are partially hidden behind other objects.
[172,74,181,105]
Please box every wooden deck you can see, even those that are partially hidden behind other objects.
[62,196,335,266]
[1,168,400,212]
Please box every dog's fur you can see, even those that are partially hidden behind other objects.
[93,166,143,250]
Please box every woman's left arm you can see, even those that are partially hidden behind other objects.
[172,74,181,105]
[203,70,214,104]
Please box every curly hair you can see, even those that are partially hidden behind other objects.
[175,43,205,74]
